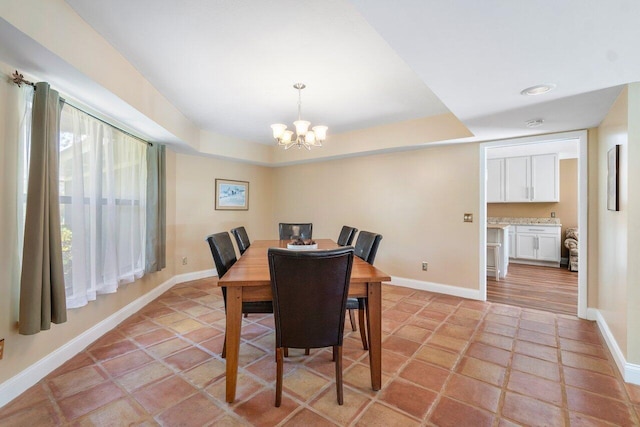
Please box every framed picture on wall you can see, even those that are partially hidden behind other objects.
[607,145,619,211]
[215,179,249,210]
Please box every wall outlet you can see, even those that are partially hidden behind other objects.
[551,212,556,218]
[422,262,428,271]
[0,338,4,360]
[182,257,188,265]
[463,213,473,222]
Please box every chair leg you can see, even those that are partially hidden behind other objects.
[358,299,368,350]
[334,345,343,405]
[305,348,310,355]
[284,347,289,358]
[222,323,227,358]
[275,347,284,407]
[348,309,357,331]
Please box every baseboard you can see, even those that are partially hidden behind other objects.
[174,268,216,284]
[0,268,216,409]
[388,276,482,301]
[509,259,561,268]
[587,307,640,385]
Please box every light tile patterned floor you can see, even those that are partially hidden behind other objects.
[1,278,640,426]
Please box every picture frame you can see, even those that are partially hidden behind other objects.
[607,145,619,211]
[215,179,249,210]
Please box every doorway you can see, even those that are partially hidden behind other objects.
[479,130,587,318]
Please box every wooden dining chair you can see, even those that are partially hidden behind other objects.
[337,225,358,246]
[230,226,251,255]
[205,232,273,357]
[279,223,313,240]
[268,246,354,406]
[346,231,383,350]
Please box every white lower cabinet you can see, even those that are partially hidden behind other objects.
[508,228,516,258]
[512,225,561,267]
[515,233,537,259]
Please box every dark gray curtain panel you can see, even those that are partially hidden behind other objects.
[145,143,166,273]
[19,82,67,335]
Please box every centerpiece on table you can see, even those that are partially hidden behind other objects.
[287,238,318,250]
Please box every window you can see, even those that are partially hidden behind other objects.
[58,105,147,308]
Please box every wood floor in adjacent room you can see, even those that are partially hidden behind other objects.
[487,263,578,316]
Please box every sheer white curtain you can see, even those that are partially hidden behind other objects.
[60,105,147,309]
[17,85,33,268]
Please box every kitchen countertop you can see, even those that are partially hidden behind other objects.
[487,223,511,229]
[488,217,561,226]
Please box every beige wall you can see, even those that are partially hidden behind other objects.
[173,153,274,273]
[177,140,483,290]
[487,159,578,259]
[594,87,628,358]
[272,143,481,288]
[626,83,640,364]
[0,63,178,384]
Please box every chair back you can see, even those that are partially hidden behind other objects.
[337,226,358,246]
[354,231,383,265]
[205,232,237,279]
[230,226,251,255]
[268,247,354,349]
[279,223,313,240]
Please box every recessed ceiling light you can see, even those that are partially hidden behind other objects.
[525,119,544,128]
[520,84,556,96]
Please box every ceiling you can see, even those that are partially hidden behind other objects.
[3,1,639,158]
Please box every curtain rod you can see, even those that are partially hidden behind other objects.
[11,70,152,147]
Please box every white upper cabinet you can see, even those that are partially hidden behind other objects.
[530,153,559,202]
[487,158,505,202]
[505,156,530,202]
[490,153,559,203]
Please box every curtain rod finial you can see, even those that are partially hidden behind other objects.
[11,70,35,88]
[11,70,24,87]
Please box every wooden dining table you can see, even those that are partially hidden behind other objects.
[217,239,391,403]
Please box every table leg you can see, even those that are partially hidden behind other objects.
[366,281,382,390]
[225,286,243,403]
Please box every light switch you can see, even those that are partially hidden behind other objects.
[464,213,473,222]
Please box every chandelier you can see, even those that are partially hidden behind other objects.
[270,83,328,150]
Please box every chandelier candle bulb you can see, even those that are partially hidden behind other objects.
[305,131,316,144]
[282,130,293,144]
[271,124,286,139]
[312,125,327,140]
[294,120,310,135]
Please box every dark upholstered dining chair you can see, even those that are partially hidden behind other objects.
[337,225,358,246]
[268,247,354,407]
[338,225,358,331]
[279,223,313,240]
[206,232,273,357]
[346,231,383,350]
[230,226,251,255]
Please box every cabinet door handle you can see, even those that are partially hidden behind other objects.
[531,186,535,200]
